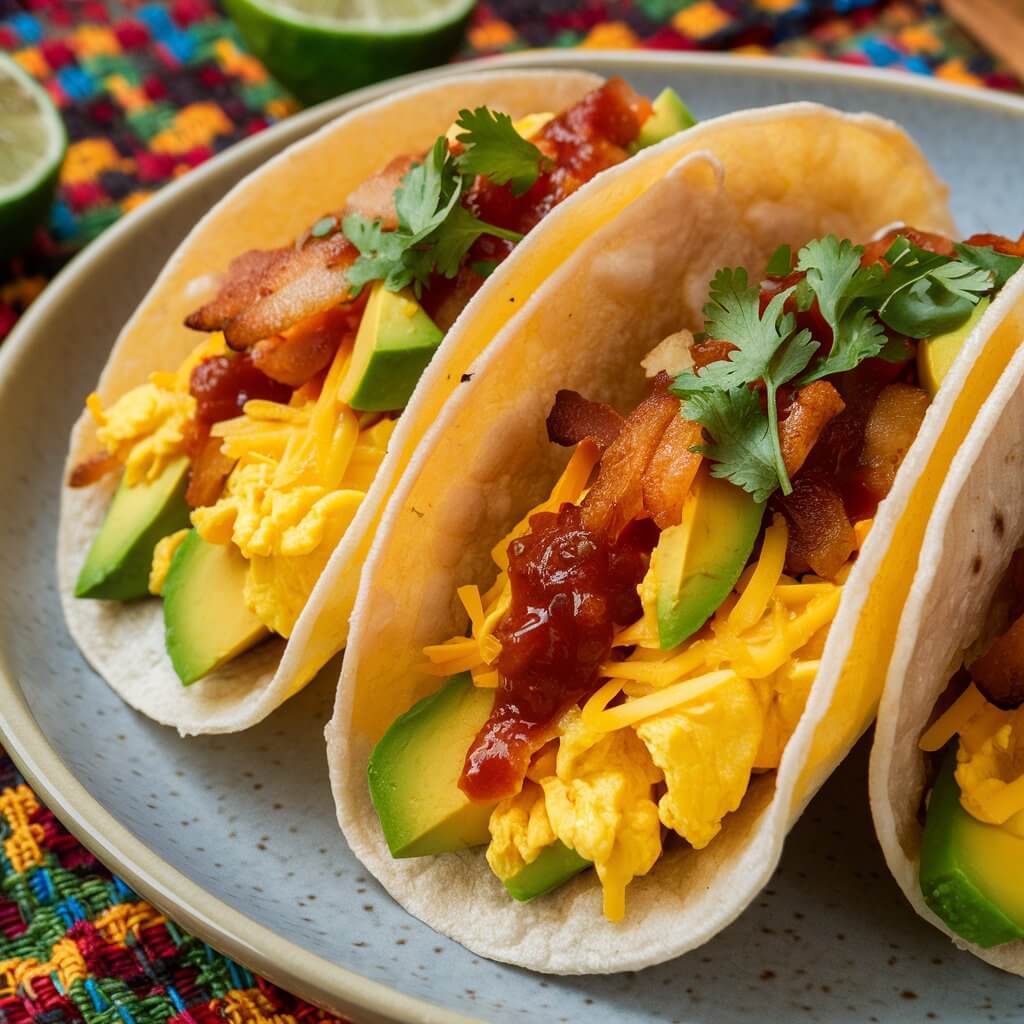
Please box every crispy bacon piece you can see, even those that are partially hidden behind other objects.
[690,337,736,370]
[970,612,1024,710]
[775,470,856,580]
[580,373,680,539]
[251,305,357,388]
[780,381,845,479]
[343,155,415,232]
[961,232,1024,257]
[546,389,624,451]
[185,233,357,350]
[860,226,955,266]
[856,383,929,503]
[186,434,235,509]
[641,415,703,529]
[68,450,119,488]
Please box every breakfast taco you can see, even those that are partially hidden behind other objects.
[58,70,703,734]
[328,123,1024,969]
[870,258,1024,973]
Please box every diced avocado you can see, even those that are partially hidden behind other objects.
[339,282,444,413]
[162,529,268,685]
[503,841,590,902]
[655,473,764,650]
[918,295,989,397]
[369,672,497,858]
[75,457,191,601]
[920,745,1024,947]
[632,88,696,152]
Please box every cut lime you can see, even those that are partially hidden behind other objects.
[0,53,66,259]
[224,0,475,106]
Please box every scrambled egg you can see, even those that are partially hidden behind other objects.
[539,710,662,921]
[148,529,189,595]
[89,332,396,638]
[956,701,1024,831]
[636,675,762,849]
[87,336,225,486]
[919,683,1024,835]
[487,780,557,880]
[427,456,852,920]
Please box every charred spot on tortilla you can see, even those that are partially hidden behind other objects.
[972,555,983,575]
[993,510,1006,538]
[461,373,473,383]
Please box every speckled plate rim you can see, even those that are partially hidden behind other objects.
[2,50,1023,1024]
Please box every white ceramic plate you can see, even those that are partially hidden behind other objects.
[3,52,1024,1024]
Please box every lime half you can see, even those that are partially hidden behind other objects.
[0,53,66,259]
[224,0,475,106]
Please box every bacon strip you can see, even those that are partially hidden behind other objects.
[641,415,703,529]
[68,450,119,488]
[775,470,856,580]
[251,305,359,388]
[185,233,356,350]
[857,383,929,502]
[971,613,1024,710]
[581,373,680,539]
[546,389,624,451]
[344,155,415,232]
[780,381,845,479]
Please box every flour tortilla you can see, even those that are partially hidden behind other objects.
[58,69,610,736]
[325,104,1023,973]
[870,268,1024,974]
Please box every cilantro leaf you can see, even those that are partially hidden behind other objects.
[672,267,817,497]
[430,205,523,279]
[794,238,888,384]
[765,244,793,277]
[455,107,551,197]
[343,127,529,296]
[866,237,991,338]
[343,214,409,292]
[955,242,1024,290]
[683,388,776,504]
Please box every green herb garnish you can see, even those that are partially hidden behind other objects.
[454,107,551,196]
[672,267,817,498]
[344,135,524,296]
[673,233,1010,503]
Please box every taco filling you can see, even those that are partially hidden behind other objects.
[916,521,1024,949]
[69,81,693,686]
[369,227,1024,921]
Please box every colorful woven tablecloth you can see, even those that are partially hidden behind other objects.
[0,1,1020,1021]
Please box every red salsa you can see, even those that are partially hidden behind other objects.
[460,505,656,801]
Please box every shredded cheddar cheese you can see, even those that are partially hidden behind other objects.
[423,452,858,920]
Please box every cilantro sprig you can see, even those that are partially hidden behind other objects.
[342,108,551,296]
[673,268,817,499]
[454,106,552,196]
[673,233,1011,503]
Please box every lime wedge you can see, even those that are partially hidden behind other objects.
[0,53,66,259]
[224,0,475,106]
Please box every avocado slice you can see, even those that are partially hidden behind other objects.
[162,529,268,685]
[918,295,990,397]
[632,88,696,152]
[655,473,765,650]
[339,282,444,413]
[920,745,1024,947]
[369,672,497,857]
[75,457,191,601]
[503,841,590,902]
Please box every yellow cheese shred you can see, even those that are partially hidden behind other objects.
[919,683,988,752]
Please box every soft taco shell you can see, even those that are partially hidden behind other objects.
[325,103,1017,972]
[58,69,609,736]
[870,271,1024,973]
